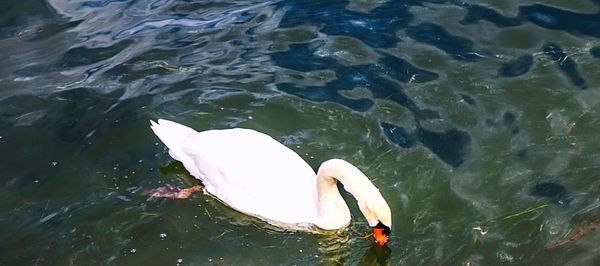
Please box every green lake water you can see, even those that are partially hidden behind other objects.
[1,0,600,265]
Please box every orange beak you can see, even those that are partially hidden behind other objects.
[373,228,388,245]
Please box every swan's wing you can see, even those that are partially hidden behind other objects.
[181,128,319,225]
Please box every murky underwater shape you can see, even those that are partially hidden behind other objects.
[1,0,600,265]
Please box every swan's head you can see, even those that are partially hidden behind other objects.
[316,159,392,244]
[359,197,392,245]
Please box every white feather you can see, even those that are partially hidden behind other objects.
[150,119,391,232]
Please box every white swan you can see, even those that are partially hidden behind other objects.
[149,119,392,244]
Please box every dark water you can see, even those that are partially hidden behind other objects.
[1,0,600,265]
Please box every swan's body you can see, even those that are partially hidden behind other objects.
[150,119,392,241]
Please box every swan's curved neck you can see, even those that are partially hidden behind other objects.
[314,159,388,230]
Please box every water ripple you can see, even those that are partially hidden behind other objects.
[2,0,600,265]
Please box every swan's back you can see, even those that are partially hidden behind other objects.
[151,119,319,227]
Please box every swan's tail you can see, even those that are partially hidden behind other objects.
[150,119,197,162]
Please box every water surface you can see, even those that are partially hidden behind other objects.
[1,0,600,265]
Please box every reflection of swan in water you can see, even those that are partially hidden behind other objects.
[358,244,392,266]
[315,234,392,266]
[148,119,392,244]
